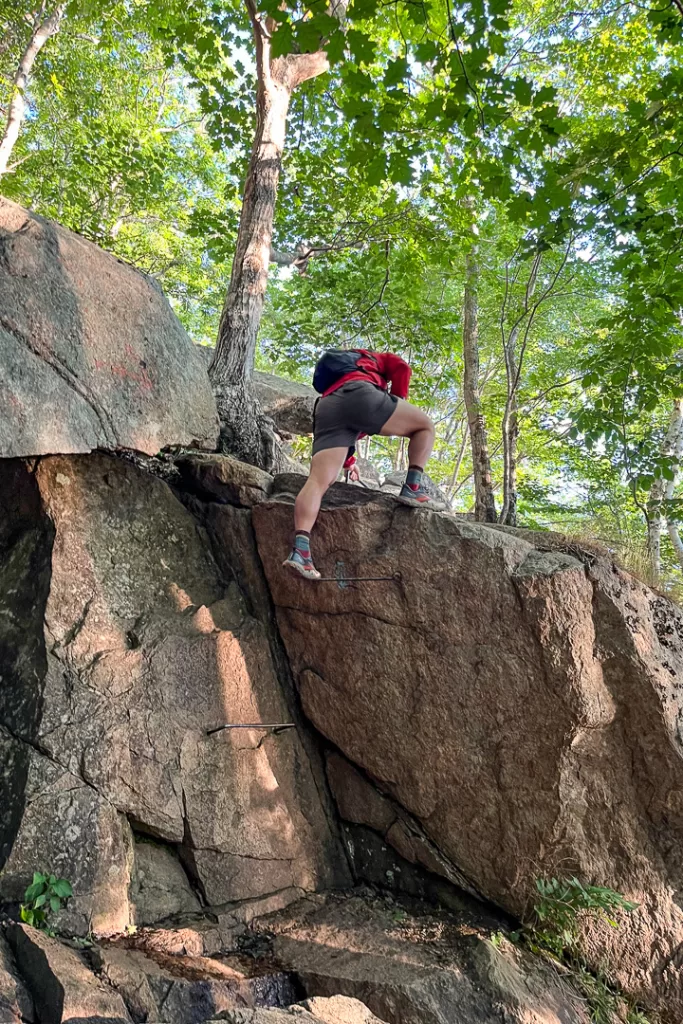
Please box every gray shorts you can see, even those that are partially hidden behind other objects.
[312,380,398,456]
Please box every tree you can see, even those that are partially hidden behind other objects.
[462,207,497,522]
[208,0,346,467]
[0,1,66,177]
[648,398,683,578]
[664,399,683,572]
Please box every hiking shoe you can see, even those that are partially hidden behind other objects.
[397,482,447,511]
[283,549,321,580]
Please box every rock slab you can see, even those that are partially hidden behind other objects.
[253,486,683,1019]
[257,894,588,1024]
[92,944,298,1024]
[7,924,131,1024]
[0,930,34,1023]
[216,996,387,1023]
[0,454,345,935]
[0,198,218,457]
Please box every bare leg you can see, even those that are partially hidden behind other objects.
[294,447,349,533]
[379,399,436,466]
[379,399,445,509]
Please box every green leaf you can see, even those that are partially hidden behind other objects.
[270,20,293,58]
[24,882,45,902]
[325,28,346,64]
[52,879,73,899]
[348,0,379,20]
[388,152,413,186]
[383,57,409,88]
[50,896,62,914]
[406,3,427,24]
[513,78,533,107]
[365,151,387,185]
[415,41,440,64]
[489,33,506,56]
[295,20,323,54]
[347,29,376,65]
[533,85,556,108]
[34,894,48,908]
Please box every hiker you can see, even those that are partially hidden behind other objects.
[284,348,446,580]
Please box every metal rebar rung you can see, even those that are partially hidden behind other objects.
[315,572,402,582]
[314,560,402,586]
[207,723,296,736]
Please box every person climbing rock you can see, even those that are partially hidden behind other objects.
[284,348,446,580]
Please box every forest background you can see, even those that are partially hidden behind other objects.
[1,0,682,591]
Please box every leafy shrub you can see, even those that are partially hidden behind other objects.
[21,872,72,931]
[528,876,638,960]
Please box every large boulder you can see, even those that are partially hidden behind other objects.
[252,485,683,1019]
[176,453,273,506]
[191,353,316,438]
[253,372,316,436]
[0,198,218,457]
[0,453,346,935]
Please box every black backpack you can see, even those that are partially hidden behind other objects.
[312,349,376,394]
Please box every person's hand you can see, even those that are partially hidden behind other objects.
[348,465,360,483]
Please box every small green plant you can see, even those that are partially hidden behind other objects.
[626,1010,657,1024]
[573,964,622,1024]
[20,872,72,931]
[528,877,638,960]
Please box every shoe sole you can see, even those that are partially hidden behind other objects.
[282,558,321,580]
[396,494,447,512]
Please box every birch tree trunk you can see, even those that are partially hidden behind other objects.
[0,3,67,178]
[209,0,337,468]
[462,214,497,522]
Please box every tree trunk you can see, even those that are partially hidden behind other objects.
[499,252,542,526]
[462,217,496,522]
[647,494,663,581]
[210,64,291,467]
[0,4,67,178]
[447,422,468,505]
[209,0,333,468]
[664,398,683,572]
[648,399,683,580]
[503,394,519,525]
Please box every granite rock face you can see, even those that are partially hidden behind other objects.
[253,484,683,1019]
[0,454,345,936]
[0,198,218,457]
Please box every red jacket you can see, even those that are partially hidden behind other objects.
[323,350,412,400]
[324,350,412,470]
